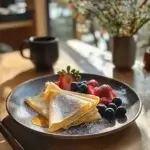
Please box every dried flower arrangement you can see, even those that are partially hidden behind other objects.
[70,0,150,37]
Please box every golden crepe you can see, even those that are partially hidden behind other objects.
[43,82,99,102]
[25,82,101,132]
[25,95,49,119]
[47,89,92,132]
[43,82,100,126]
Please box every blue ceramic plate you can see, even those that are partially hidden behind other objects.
[6,74,142,139]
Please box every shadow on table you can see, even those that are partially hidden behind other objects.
[0,68,54,99]
[2,115,144,150]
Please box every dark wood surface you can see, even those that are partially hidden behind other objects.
[0,122,24,150]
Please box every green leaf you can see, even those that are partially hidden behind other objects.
[67,66,71,73]
[71,69,76,73]
[75,70,80,74]
[76,75,81,81]
[57,71,62,75]
[62,69,66,74]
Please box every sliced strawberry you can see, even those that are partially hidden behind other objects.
[108,91,114,100]
[57,66,81,90]
[87,85,95,95]
[94,84,113,98]
[87,79,99,87]
[100,97,111,105]
[94,87,102,97]
[111,91,117,97]
[55,81,60,87]
[95,86,109,97]
[104,84,112,91]
[108,91,117,100]
[59,74,76,90]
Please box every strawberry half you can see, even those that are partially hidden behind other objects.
[55,81,60,87]
[87,85,95,95]
[111,91,117,97]
[108,91,117,100]
[100,97,112,105]
[58,66,81,90]
[94,84,113,98]
[87,79,99,87]
[59,74,75,90]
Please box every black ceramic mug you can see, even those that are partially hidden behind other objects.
[19,36,59,71]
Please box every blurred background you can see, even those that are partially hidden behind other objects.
[0,0,150,75]
[0,0,150,57]
[0,1,150,149]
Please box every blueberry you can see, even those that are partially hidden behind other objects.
[112,97,122,107]
[116,106,126,117]
[81,81,87,84]
[71,82,79,91]
[77,82,82,86]
[104,108,115,120]
[97,104,107,117]
[78,84,88,93]
[108,103,117,112]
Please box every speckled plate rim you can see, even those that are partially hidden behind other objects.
[6,73,142,139]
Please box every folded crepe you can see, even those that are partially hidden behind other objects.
[43,82,99,102]
[25,82,101,132]
[43,82,100,127]
[25,95,49,119]
[48,89,92,132]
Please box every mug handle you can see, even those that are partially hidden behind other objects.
[19,40,31,59]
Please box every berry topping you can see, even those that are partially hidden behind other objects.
[100,97,111,105]
[108,91,117,100]
[95,84,112,98]
[77,82,82,86]
[55,81,60,86]
[107,103,117,112]
[116,106,127,117]
[78,83,88,93]
[112,97,122,107]
[105,84,112,91]
[87,79,99,87]
[111,91,117,98]
[57,66,81,90]
[94,87,102,97]
[71,82,79,92]
[87,85,95,95]
[81,81,87,84]
[97,104,107,117]
[104,108,115,120]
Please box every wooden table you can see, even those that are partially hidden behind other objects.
[0,44,150,150]
[0,49,83,150]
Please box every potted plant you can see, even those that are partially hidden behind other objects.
[70,0,150,69]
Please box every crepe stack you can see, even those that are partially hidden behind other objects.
[25,82,101,132]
